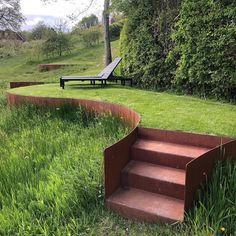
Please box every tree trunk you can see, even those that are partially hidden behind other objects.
[103,0,112,65]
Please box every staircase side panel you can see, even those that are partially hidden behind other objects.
[104,128,138,198]
[185,140,236,210]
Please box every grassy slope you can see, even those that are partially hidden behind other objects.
[1,40,236,235]
[9,84,236,137]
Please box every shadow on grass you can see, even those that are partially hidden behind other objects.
[67,83,132,91]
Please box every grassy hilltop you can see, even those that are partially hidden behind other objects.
[1,40,236,235]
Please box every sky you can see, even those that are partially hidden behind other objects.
[20,0,104,30]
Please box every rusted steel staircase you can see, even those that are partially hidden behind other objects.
[7,91,236,224]
[105,127,236,223]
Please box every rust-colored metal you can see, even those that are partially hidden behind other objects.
[10,82,45,89]
[185,139,236,210]
[6,92,141,199]
[38,64,75,71]
[138,127,236,211]
[104,128,138,198]
[138,127,233,148]
[6,90,236,224]
[7,93,140,128]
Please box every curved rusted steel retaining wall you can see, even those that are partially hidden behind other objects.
[7,92,141,199]
[38,64,77,71]
[7,93,141,129]
[6,91,236,215]
[10,82,45,89]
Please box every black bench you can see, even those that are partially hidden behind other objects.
[60,57,132,89]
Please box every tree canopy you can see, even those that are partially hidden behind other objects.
[0,0,24,31]
[77,14,99,30]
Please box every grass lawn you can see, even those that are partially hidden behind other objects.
[9,83,236,137]
[1,39,236,235]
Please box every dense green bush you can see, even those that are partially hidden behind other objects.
[119,0,180,90]
[30,21,55,40]
[42,32,72,57]
[171,0,236,101]
[81,27,102,47]
[117,0,236,101]
[21,40,43,62]
[0,40,21,58]
[109,20,124,41]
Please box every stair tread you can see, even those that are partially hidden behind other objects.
[107,187,184,222]
[133,139,210,158]
[123,160,185,185]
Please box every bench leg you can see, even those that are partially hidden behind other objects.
[90,80,92,85]
[60,78,65,89]
[101,80,103,85]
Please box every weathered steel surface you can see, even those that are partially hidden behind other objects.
[6,93,141,128]
[38,64,70,71]
[185,139,236,210]
[7,91,141,199]
[104,128,138,198]
[138,127,233,148]
[106,187,185,223]
[6,90,236,224]
[10,82,45,89]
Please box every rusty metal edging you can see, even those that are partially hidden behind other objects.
[185,139,236,210]
[6,92,141,200]
[6,90,236,215]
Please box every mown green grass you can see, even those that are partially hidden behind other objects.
[10,83,236,137]
[1,39,236,235]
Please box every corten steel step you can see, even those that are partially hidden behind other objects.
[106,187,185,223]
[7,93,236,225]
[131,139,210,169]
[121,160,185,199]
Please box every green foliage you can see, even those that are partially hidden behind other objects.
[42,32,72,57]
[74,14,99,30]
[0,0,24,31]
[185,161,236,235]
[0,40,21,58]
[171,0,236,101]
[1,39,236,234]
[119,0,180,90]
[81,27,102,47]
[109,20,124,41]
[0,104,129,235]
[21,40,44,62]
[118,0,236,101]
[30,21,55,40]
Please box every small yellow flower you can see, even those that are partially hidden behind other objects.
[220,227,226,233]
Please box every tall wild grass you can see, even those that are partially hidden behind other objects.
[0,103,130,235]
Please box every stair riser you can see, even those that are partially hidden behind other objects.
[131,148,193,169]
[122,173,185,200]
[106,201,180,224]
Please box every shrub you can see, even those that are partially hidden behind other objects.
[0,40,21,58]
[20,40,43,62]
[81,27,102,47]
[171,0,236,101]
[42,32,72,57]
[30,21,55,41]
[109,20,124,41]
[119,0,180,90]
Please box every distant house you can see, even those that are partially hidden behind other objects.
[0,29,25,42]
